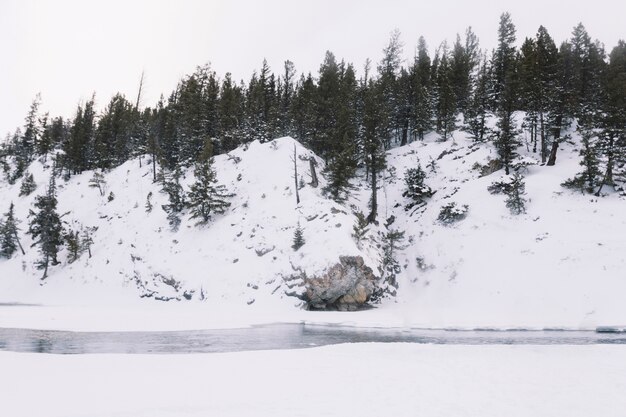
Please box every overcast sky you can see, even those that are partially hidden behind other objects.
[2,0,625,137]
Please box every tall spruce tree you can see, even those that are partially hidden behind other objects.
[435,45,457,140]
[411,36,432,140]
[1,202,24,258]
[187,141,231,225]
[28,176,63,279]
[491,12,517,110]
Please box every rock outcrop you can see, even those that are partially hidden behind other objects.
[298,256,378,311]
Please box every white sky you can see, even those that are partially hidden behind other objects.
[1,0,625,137]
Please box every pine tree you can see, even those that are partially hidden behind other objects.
[64,97,96,175]
[160,165,185,231]
[491,12,517,110]
[403,162,433,204]
[464,57,490,140]
[19,172,37,196]
[145,192,153,213]
[595,40,626,194]
[28,176,64,279]
[351,211,369,248]
[88,170,107,196]
[291,222,305,251]
[217,73,245,153]
[493,48,521,175]
[80,227,94,258]
[435,46,457,140]
[563,126,601,193]
[323,63,359,202]
[64,229,81,264]
[505,173,527,215]
[411,36,433,140]
[187,142,231,225]
[493,106,520,175]
[363,80,387,223]
[0,202,24,258]
[380,229,405,296]
[19,95,41,165]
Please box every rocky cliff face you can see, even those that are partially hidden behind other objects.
[300,256,378,311]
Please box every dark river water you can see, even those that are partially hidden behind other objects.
[0,324,625,354]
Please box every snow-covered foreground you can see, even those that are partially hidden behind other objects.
[2,343,625,417]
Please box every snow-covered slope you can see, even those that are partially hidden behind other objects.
[0,137,377,308]
[1,124,625,329]
[356,123,626,329]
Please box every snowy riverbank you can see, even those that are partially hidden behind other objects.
[2,343,626,417]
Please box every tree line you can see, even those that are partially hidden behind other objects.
[1,13,626,276]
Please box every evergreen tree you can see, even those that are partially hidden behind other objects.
[323,62,359,201]
[64,229,81,264]
[491,12,517,110]
[493,105,520,175]
[435,45,457,140]
[411,36,433,140]
[377,29,403,148]
[464,57,490,140]
[363,80,387,223]
[380,229,405,296]
[19,95,41,165]
[19,172,37,197]
[403,162,433,204]
[217,73,245,153]
[37,113,53,160]
[160,165,186,231]
[28,176,64,279]
[563,126,601,193]
[93,94,135,169]
[64,97,96,175]
[595,40,626,193]
[505,172,527,214]
[291,222,305,251]
[0,202,24,258]
[291,73,318,146]
[80,227,94,259]
[88,170,107,196]
[187,142,231,225]
[351,211,369,248]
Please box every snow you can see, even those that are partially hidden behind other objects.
[1,122,625,331]
[1,343,625,417]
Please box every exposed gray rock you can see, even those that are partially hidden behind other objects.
[297,256,378,311]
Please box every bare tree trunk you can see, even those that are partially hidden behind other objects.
[135,71,145,111]
[152,139,157,183]
[400,119,409,146]
[546,115,562,166]
[42,255,49,281]
[367,153,377,224]
[13,231,25,255]
[539,111,547,164]
[293,144,300,205]
[308,157,318,188]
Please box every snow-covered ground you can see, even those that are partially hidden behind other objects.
[2,343,625,417]
[1,120,625,330]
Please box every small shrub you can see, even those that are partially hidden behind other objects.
[438,202,469,224]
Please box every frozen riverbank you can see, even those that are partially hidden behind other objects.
[2,343,626,417]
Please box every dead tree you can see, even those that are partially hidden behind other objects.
[308,156,319,188]
[292,144,300,205]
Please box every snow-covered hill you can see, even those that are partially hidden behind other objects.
[1,124,625,329]
[0,137,380,308]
